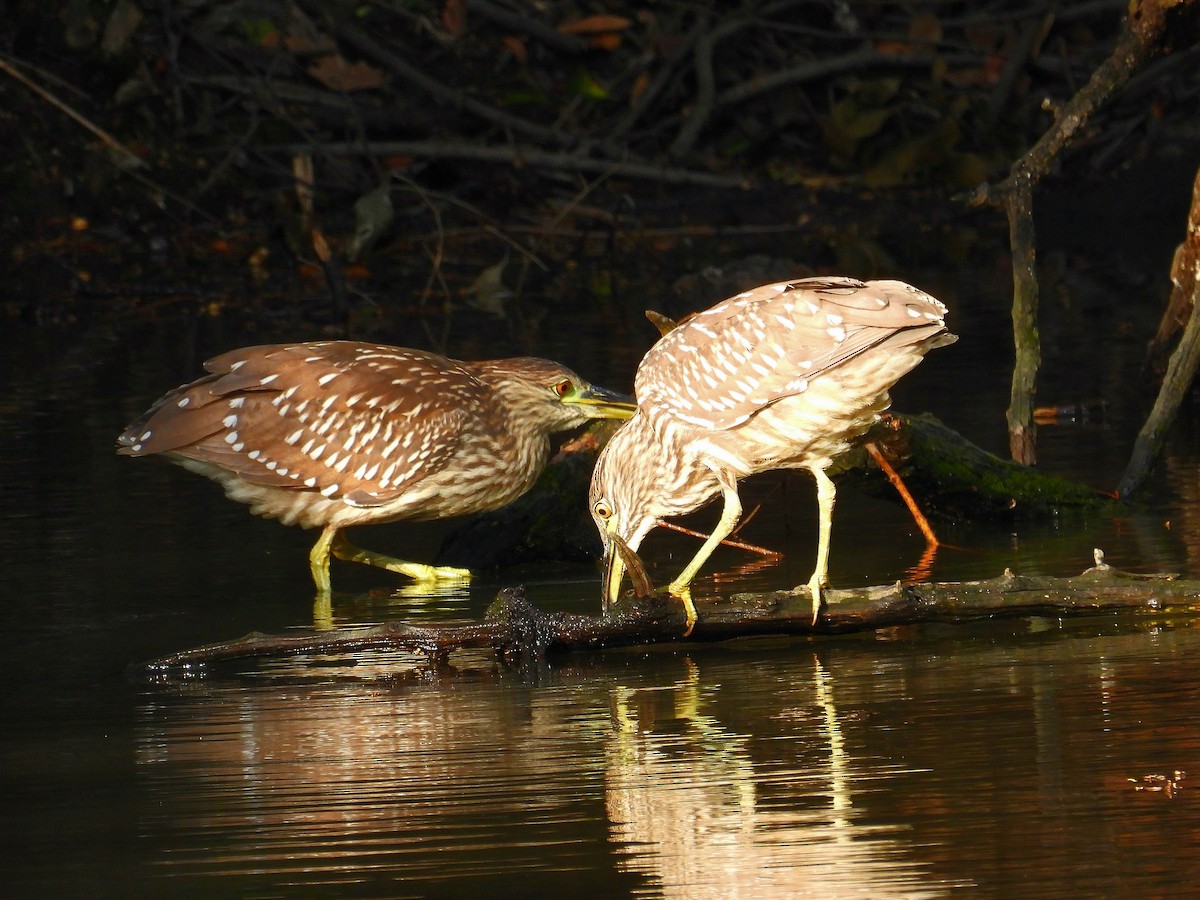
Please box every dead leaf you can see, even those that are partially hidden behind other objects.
[630,70,651,105]
[297,262,324,281]
[307,54,389,92]
[864,117,963,186]
[909,10,942,43]
[311,229,332,263]
[822,99,892,158]
[248,246,270,285]
[292,154,315,219]
[871,12,942,57]
[101,0,143,57]
[570,68,610,100]
[463,254,511,318]
[272,3,336,54]
[442,0,466,37]
[348,181,394,262]
[502,34,528,63]
[558,15,632,35]
[588,32,622,51]
[63,1,99,49]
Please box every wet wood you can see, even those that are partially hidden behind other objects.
[847,413,1112,520]
[964,0,1186,464]
[1004,183,1040,466]
[136,557,1200,675]
[1120,162,1200,497]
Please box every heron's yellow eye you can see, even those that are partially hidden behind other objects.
[593,499,613,520]
[553,379,572,398]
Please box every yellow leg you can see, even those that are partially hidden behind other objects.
[329,529,471,581]
[309,525,471,593]
[667,473,741,633]
[309,524,338,594]
[312,592,333,630]
[807,466,836,624]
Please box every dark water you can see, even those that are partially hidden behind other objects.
[4,253,1200,897]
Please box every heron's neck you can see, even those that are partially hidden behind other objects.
[623,413,721,520]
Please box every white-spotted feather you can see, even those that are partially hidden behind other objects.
[635,277,949,435]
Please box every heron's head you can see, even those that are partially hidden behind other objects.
[589,414,667,612]
[475,358,635,435]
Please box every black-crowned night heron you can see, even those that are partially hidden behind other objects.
[118,341,634,593]
[590,276,956,631]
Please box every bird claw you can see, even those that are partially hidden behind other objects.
[807,580,827,626]
[609,536,695,635]
[670,584,698,637]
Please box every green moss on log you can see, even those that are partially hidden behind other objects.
[851,413,1118,520]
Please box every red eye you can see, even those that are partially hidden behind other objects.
[553,379,572,398]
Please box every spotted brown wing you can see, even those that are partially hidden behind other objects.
[118,341,486,507]
[634,277,949,432]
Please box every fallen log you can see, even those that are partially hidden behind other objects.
[135,552,1198,677]
[849,413,1117,520]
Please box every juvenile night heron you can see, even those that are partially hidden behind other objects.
[118,341,634,593]
[590,276,955,630]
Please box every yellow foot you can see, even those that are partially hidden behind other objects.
[330,533,471,582]
[392,561,471,581]
[807,578,827,626]
[668,583,698,637]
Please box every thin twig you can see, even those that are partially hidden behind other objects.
[985,4,1054,128]
[402,222,812,244]
[464,0,587,54]
[658,519,782,559]
[668,12,732,158]
[713,47,981,112]
[269,140,750,188]
[0,54,145,170]
[865,442,939,546]
[318,10,572,146]
[390,174,454,350]
[964,5,1164,210]
[960,1,1177,464]
[608,20,705,142]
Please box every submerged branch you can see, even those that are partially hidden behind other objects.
[136,556,1198,677]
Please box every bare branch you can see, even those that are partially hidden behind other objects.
[268,140,750,188]
[135,559,1197,677]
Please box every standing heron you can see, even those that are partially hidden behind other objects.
[590,276,955,631]
[119,341,634,594]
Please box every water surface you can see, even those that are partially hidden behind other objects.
[3,256,1199,897]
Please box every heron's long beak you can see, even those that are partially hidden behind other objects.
[570,385,637,420]
[602,530,654,613]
